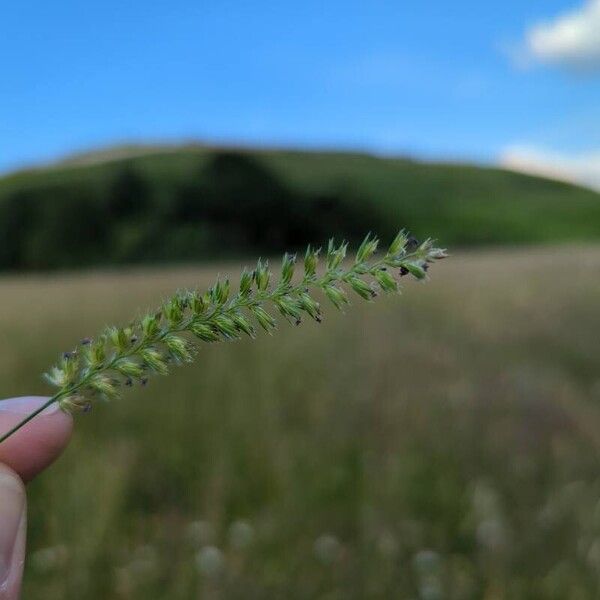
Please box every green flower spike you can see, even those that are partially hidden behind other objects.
[0,231,447,444]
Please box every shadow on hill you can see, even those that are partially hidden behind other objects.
[0,152,383,270]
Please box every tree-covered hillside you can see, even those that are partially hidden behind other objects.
[1,145,599,270]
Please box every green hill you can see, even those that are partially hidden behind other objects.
[1,144,599,270]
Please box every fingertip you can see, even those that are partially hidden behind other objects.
[0,463,26,596]
[0,397,73,483]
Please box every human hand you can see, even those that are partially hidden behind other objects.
[0,397,72,599]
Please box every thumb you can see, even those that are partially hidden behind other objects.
[0,397,73,483]
[0,396,73,599]
[0,464,26,599]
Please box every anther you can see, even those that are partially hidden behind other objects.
[406,237,419,251]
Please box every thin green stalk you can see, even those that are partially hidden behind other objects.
[0,395,61,444]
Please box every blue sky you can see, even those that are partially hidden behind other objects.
[2,0,600,186]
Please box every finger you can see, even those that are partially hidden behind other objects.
[0,397,73,483]
[0,464,26,599]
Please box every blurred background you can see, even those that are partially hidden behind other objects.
[1,1,600,597]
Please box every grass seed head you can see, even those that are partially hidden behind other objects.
[13,231,447,432]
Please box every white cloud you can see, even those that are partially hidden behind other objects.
[500,145,600,191]
[524,0,600,68]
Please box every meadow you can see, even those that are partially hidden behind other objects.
[1,245,599,598]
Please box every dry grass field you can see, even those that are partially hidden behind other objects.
[1,246,599,599]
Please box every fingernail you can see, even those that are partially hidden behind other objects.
[0,468,25,589]
[0,397,60,416]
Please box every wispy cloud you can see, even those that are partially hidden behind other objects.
[500,144,600,191]
[522,0,600,69]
